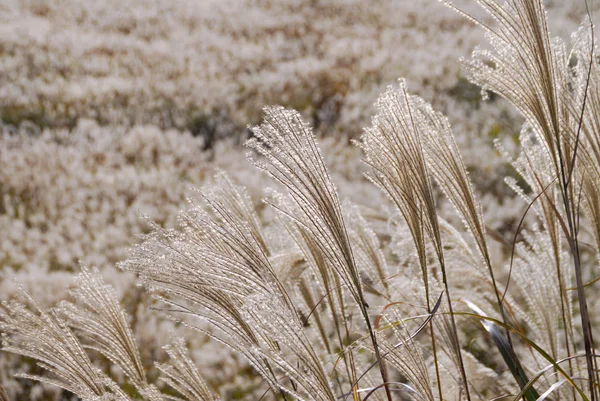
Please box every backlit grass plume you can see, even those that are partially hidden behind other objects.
[2,0,600,400]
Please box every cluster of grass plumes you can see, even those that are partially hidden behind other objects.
[2,0,600,400]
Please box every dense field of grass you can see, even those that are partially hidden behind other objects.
[1,1,599,400]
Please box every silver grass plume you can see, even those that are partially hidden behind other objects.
[413,96,491,271]
[281,209,361,388]
[343,201,391,301]
[121,186,287,393]
[157,338,218,401]
[510,231,565,363]
[459,0,571,170]
[275,193,390,387]
[247,106,366,311]
[375,313,435,401]
[570,24,600,261]
[501,128,577,370]
[242,292,336,401]
[456,0,600,396]
[122,171,338,400]
[1,268,217,400]
[59,266,164,401]
[0,291,131,400]
[359,81,440,293]
[407,92,519,382]
[247,106,393,399]
[360,79,471,400]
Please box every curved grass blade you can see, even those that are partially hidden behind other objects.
[456,309,588,401]
[464,300,540,401]
[511,354,600,401]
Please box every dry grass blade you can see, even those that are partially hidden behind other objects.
[455,311,589,401]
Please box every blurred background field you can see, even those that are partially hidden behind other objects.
[0,0,595,399]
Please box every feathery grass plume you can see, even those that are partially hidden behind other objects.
[283,215,360,387]
[407,90,529,393]
[360,79,471,400]
[359,81,439,292]
[121,209,282,394]
[275,194,391,389]
[0,269,219,400]
[571,23,600,261]
[157,338,219,401]
[413,96,491,271]
[58,266,164,401]
[511,231,564,360]
[122,172,338,400]
[242,292,336,401]
[454,0,600,395]
[501,127,562,279]
[295,275,333,355]
[343,201,392,301]
[501,129,578,370]
[247,106,366,312]
[0,292,130,400]
[458,0,571,166]
[204,170,270,257]
[500,125,583,393]
[247,106,392,399]
[374,312,436,401]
